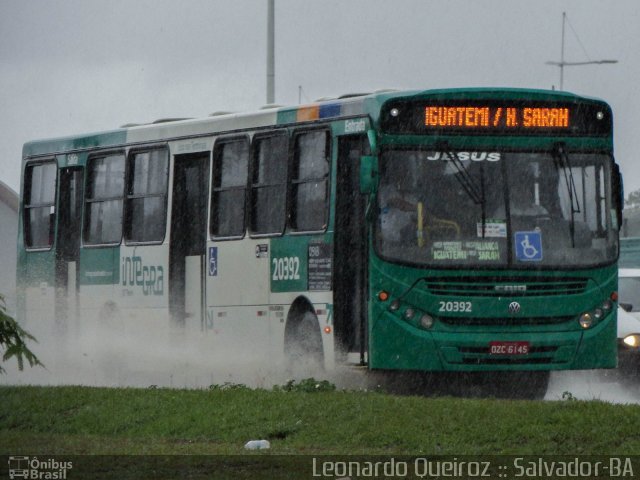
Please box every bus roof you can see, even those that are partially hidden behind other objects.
[22,87,607,159]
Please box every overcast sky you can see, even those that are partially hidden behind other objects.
[1,0,638,194]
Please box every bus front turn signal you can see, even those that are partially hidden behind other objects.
[378,291,389,302]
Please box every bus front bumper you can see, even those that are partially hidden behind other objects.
[369,310,617,372]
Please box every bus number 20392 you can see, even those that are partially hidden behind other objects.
[272,256,301,281]
[439,301,472,313]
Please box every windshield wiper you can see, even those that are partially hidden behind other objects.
[553,143,581,247]
[438,143,487,237]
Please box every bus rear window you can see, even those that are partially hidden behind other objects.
[23,161,57,249]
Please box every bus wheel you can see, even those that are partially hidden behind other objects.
[518,371,550,400]
[483,371,550,400]
[284,311,324,379]
[98,300,124,333]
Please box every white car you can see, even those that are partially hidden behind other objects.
[617,268,640,366]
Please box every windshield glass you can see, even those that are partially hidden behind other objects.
[375,149,617,268]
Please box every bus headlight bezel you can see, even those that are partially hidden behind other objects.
[420,314,434,329]
[579,300,614,329]
[579,312,593,329]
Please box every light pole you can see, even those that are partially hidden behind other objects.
[266,0,275,104]
[546,12,617,90]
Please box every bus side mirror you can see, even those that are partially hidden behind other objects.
[613,163,623,230]
[360,155,378,194]
[367,129,378,155]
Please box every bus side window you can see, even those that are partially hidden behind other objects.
[211,137,249,239]
[124,148,169,243]
[290,130,330,232]
[84,153,125,245]
[23,161,57,249]
[249,132,288,236]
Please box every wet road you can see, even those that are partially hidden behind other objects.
[545,369,640,404]
[2,341,638,403]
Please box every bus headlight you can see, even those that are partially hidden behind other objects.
[579,303,610,329]
[389,300,400,312]
[579,313,593,329]
[420,314,434,329]
[404,308,415,320]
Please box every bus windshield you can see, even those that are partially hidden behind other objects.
[375,148,617,268]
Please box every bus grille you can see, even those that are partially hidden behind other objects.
[423,276,588,297]
[461,357,554,365]
[439,316,573,326]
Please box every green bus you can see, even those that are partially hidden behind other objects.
[17,88,621,395]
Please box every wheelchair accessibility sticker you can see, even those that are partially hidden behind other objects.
[514,231,543,261]
[209,247,218,276]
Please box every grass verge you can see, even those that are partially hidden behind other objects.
[1,382,639,456]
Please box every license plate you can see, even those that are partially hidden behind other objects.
[489,341,530,355]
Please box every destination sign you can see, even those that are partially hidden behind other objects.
[381,98,612,136]
[424,106,569,129]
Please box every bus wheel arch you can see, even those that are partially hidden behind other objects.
[284,297,324,376]
[98,300,124,334]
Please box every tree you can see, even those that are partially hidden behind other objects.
[0,294,43,373]
[625,188,640,208]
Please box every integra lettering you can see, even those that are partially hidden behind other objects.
[121,256,164,296]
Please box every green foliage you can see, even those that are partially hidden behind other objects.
[625,188,640,208]
[208,382,253,391]
[206,378,337,393]
[273,378,337,393]
[0,293,43,373]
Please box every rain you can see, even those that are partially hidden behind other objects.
[1,0,640,406]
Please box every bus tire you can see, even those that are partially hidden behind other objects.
[517,371,550,400]
[284,310,324,378]
[483,371,550,400]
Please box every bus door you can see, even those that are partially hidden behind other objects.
[55,167,83,333]
[169,153,210,329]
[334,135,369,363]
